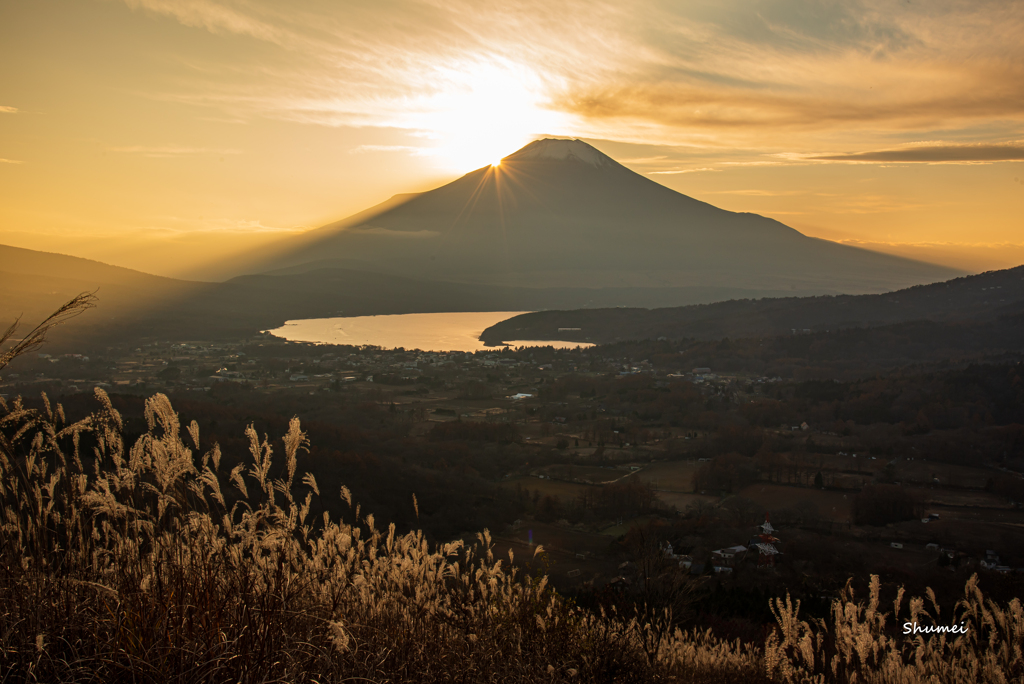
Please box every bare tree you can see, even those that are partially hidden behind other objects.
[0,292,97,372]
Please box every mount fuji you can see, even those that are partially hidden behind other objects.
[226,138,960,307]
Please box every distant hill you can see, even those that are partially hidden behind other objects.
[6,244,805,348]
[219,138,961,307]
[0,244,866,350]
[479,265,1024,345]
[0,244,520,346]
[0,244,210,340]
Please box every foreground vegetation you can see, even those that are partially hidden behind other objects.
[1,390,1021,682]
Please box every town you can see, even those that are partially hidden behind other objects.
[4,332,1022,632]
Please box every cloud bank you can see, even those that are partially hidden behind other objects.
[116,0,1024,155]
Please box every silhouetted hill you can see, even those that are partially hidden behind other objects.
[0,244,538,345]
[0,245,881,349]
[218,138,960,306]
[0,244,214,341]
[480,266,1024,345]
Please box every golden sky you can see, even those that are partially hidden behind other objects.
[2,0,1023,278]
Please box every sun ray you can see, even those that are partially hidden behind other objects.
[412,61,571,172]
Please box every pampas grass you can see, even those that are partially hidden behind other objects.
[1,390,1020,682]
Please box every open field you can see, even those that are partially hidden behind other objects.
[502,475,592,501]
[597,514,663,538]
[897,460,994,488]
[630,459,701,492]
[655,491,718,512]
[538,464,625,484]
[928,506,1024,525]
[923,487,1012,508]
[816,453,878,474]
[738,483,854,521]
[889,518,1024,564]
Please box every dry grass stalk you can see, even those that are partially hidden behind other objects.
[0,391,1020,682]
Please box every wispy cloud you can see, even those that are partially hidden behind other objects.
[810,142,1024,163]
[121,0,287,44]
[0,158,23,164]
[823,196,933,214]
[0,106,17,114]
[618,155,669,164]
[349,144,432,155]
[649,167,719,175]
[114,0,1024,158]
[703,189,803,196]
[149,215,304,234]
[721,161,787,167]
[109,145,242,158]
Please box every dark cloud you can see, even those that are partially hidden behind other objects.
[812,144,1024,163]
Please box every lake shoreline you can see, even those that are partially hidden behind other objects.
[269,311,594,352]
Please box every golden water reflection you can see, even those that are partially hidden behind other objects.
[269,311,593,352]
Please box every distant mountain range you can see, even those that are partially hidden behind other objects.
[218,138,961,305]
[479,265,1024,345]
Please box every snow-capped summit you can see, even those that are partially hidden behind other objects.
[504,138,617,167]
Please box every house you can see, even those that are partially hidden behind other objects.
[980,550,1001,570]
[711,544,749,568]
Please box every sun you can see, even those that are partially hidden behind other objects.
[415,61,570,172]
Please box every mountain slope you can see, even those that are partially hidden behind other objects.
[0,244,209,333]
[237,138,960,302]
[0,245,826,348]
[5,244,796,347]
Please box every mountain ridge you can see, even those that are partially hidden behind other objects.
[479,265,1024,345]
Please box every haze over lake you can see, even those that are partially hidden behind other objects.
[269,311,594,352]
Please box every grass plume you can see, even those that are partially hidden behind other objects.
[0,391,1020,682]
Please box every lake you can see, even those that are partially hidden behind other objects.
[268,311,593,352]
